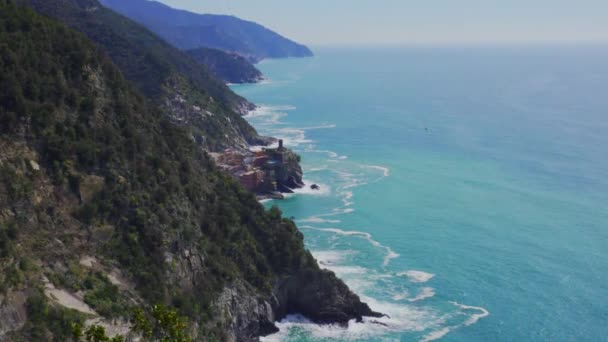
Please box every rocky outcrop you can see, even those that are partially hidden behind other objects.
[274,269,383,325]
[0,291,27,340]
[211,269,382,341]
[271,149,304,192]
[212,282,278,342]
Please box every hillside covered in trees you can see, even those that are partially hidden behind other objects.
[0,1,379,341]
[187,47,264,84]
[99,0,314,63]
[16,0,265,151]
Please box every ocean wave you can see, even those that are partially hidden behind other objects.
[450,302,490,326]
[398,270,435,283]
[298,217,341,224]
[303,166,328,173]
[422,327,451,342]
[408,287,436,302]
[300,124,337,130]
[311,250,354,265]
[362,164,391,178]
[305,148,339,158]
[262,301,441,342]
[421,302,489,342]
[244,105,290,124]
[303,226,399,267]
[341,190,354,207]
[289,181,331,197]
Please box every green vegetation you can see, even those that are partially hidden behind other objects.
[72,305,190,342]
[24,291,86,341]
[45,263,130,318]
[17,0,260,151]
[99,0,314,61]
[0,2,320,339]
[186,47,263,84]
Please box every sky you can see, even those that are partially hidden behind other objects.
[156,0,608,46]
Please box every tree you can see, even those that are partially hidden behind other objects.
[71,305,191,342]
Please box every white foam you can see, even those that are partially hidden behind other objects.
[290,181,331,197]
[384,250,400,267]
[304,166,328,173]
[422,327,451,342]
[311,250,353,269]
[318,207,355,217]
[263,300,441,342]
[398,270,435,283]
[420,302,489,341]
[450,302,490,326]
[243,99,488,342]
[407,287,436,302]
[306,148,339,158]
[298,217,341,224]
[303,227,399,267]
[362,164,391,179]
[300,124,337,130]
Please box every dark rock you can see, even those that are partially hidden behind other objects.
[273,268,383,325]
[250,135,277,146]
[310,184,320,190]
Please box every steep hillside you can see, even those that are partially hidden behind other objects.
[17,0,264,151]
[187,47,264,84]
[0,2,379,341]
[99,0,314,62]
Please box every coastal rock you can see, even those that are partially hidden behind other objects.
[0,291,28,339]
[212,282,279,342]
[210,269,383,341]
[248,135,277,147]
[273,269,383,325]
[267,148,304,191]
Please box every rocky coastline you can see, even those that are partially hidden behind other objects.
[212,139,306,200]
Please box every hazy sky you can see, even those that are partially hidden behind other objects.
[156,0,608,46]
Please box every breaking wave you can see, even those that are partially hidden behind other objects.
[399,270,435,283]
[242,100,489,342]
[302,226,400,267]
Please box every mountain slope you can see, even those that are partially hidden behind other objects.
[99,0,314,62]
[187,47,263,84]
[17,0,264,151]
[0,2,379,340]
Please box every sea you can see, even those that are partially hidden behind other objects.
[230,45,608,342]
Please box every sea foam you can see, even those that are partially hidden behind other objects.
[399,270,435,283]
[303,226,400,267]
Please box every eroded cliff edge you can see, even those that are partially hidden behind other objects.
[0,3,379,341]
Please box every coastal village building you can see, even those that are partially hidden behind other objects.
[213,139,301,198]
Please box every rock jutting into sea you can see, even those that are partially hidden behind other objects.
[212,139,304,200]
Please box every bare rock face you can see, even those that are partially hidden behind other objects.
[210,269,382,341]
[273,269,383,325]
[212,282,279,342]
[0,291,27,339]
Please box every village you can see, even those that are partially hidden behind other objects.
[211,139,307,199]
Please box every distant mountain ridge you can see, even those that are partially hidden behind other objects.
[99,0,314,62]
[17,0,269,151]
[187,47,264,84]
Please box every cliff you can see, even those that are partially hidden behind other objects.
[17,0,262,152]
[0,3,379,341]
[187,47,264,84]
[214,141,304,199]
[98,0,314,63]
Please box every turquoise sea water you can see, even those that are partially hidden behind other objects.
[231,46,608,341]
